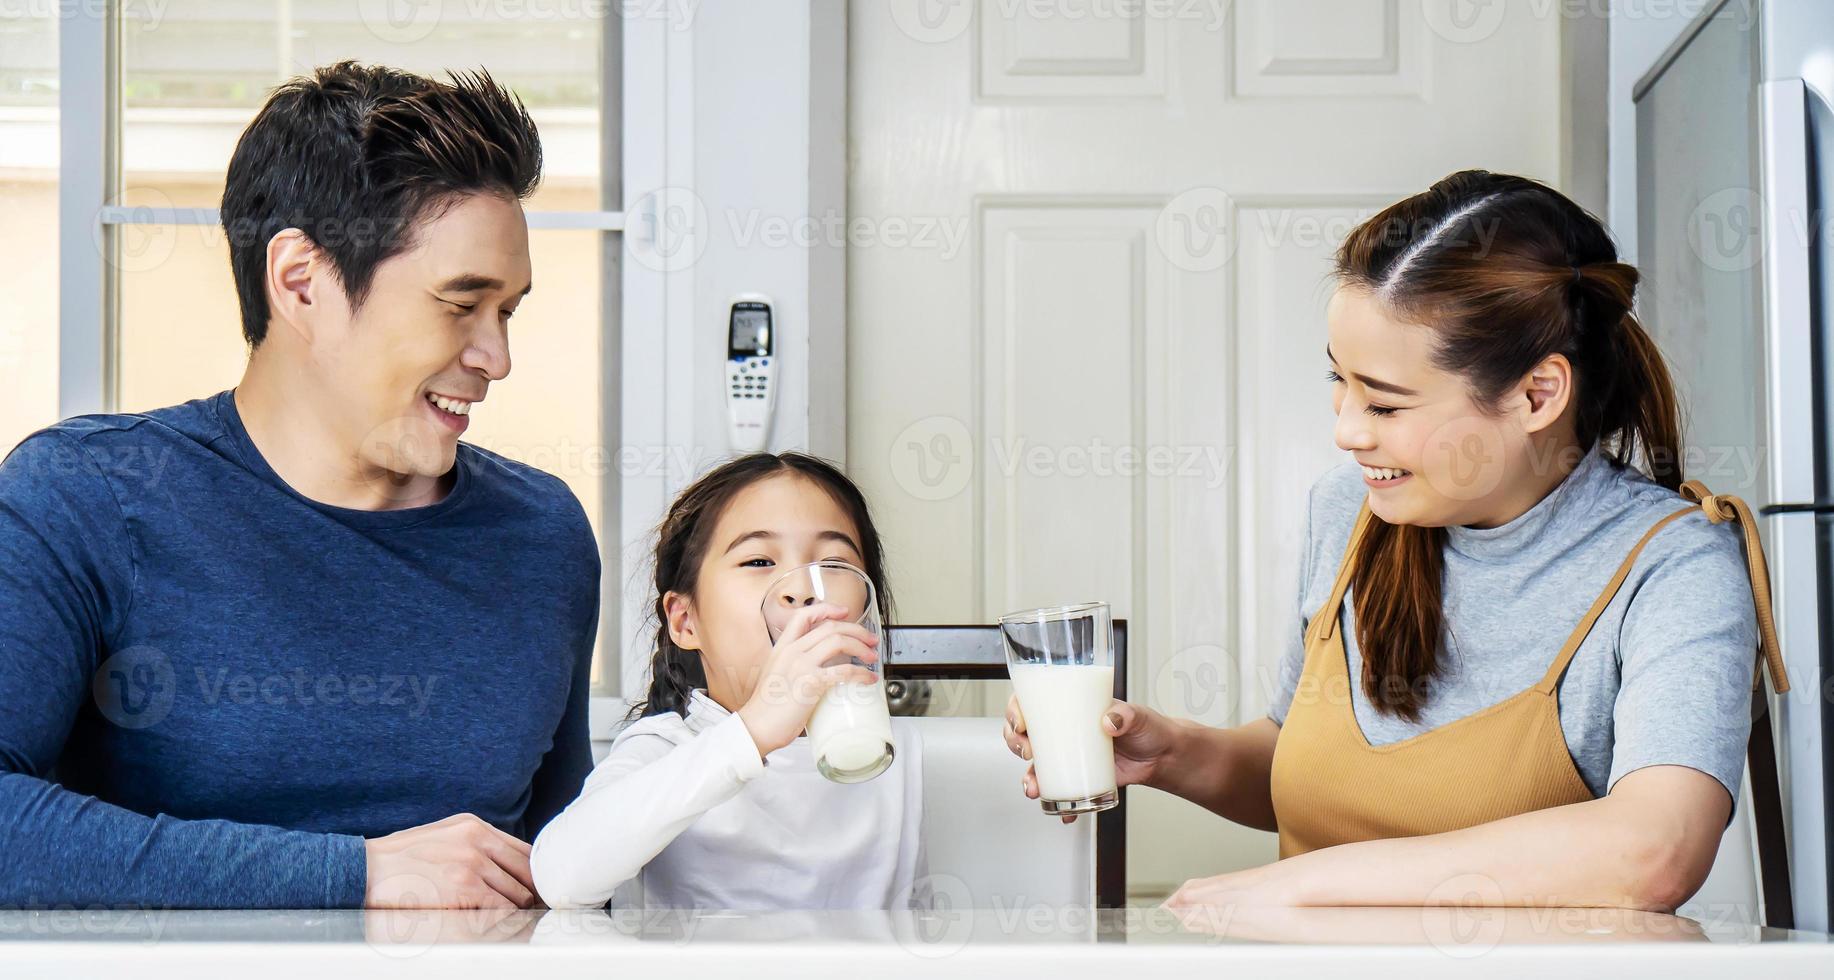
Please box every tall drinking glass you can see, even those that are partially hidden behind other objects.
[762,560,895,783]
[1000,601,1119,815]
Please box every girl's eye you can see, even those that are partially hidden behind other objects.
[1324,369,1344,384]
[740,558,775,568]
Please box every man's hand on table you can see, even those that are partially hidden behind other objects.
[364,814,540,909]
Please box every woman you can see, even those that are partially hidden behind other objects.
[1003,170,1790,912]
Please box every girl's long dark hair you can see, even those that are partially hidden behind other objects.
[627,452,894,720]
[1334,170,1683,722]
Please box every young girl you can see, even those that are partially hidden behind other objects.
[530,453,926,910]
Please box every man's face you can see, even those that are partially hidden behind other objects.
[312,191,532,494]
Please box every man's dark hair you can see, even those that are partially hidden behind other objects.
[219,61,542,347]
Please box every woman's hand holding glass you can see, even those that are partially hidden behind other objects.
[736,603,880,758]
[1002,695,1184,822]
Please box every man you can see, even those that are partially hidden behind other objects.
[0,62,598,909]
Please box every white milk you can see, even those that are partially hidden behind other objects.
[807,678,894,775]
[1009,663,1116,800]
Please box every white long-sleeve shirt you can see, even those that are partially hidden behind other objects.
[531,688,926,910]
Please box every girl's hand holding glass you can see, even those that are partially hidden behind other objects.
[736,602,880,758]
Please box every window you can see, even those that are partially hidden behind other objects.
[0,9,59,456]
[27,2,624,696]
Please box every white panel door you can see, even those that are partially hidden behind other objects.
[848,0,1565,897]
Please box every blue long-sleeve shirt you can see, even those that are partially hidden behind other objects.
[0,390,599,908]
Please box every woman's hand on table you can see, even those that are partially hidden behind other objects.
[1162,857,1315,911]
[1163,899,1708,944]
[1001,696,1183,823]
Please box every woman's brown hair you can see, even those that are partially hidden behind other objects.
[628,452,894,721]
[1333,169,1683,721]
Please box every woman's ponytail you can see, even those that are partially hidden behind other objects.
[1573,262,1684,491]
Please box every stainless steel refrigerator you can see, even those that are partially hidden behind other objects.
[1637,0,1833,932]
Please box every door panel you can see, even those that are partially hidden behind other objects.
[849,0,1564,897]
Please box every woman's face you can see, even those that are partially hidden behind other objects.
[666,473,868,699]
[1324,285,1569,529]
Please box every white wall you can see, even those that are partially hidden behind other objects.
[1607,0,1834,930]
[1607,0,1732,262]
[687,0,846,464]
[615,0,846,700]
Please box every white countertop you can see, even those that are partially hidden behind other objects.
[0,906,1828,978]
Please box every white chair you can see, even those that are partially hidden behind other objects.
[1680,772,1763,925]
[1679,687,1792,927]
[887,623,1129,909]
[907,715,1096,910]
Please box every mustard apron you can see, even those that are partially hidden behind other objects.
[1268,480,1791,858]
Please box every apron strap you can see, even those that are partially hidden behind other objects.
[1678,480,1793,695]
[1536,484,1795,695]
[1679,481,1797,929]
[1322,484,1794,699]
[1533,504,1696,694]
[1315,499,1376,643]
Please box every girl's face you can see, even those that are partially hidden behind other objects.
[665,473,868,704]
[1325,285,1574,529]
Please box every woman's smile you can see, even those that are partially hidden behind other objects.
[1359,462,1413,488]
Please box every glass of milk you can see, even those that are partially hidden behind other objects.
[761,560,895,784]
[1000,602,1119,815]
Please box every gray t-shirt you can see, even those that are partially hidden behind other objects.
[1267,446,1759,802]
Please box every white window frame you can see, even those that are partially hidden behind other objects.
[55,2,651,737]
